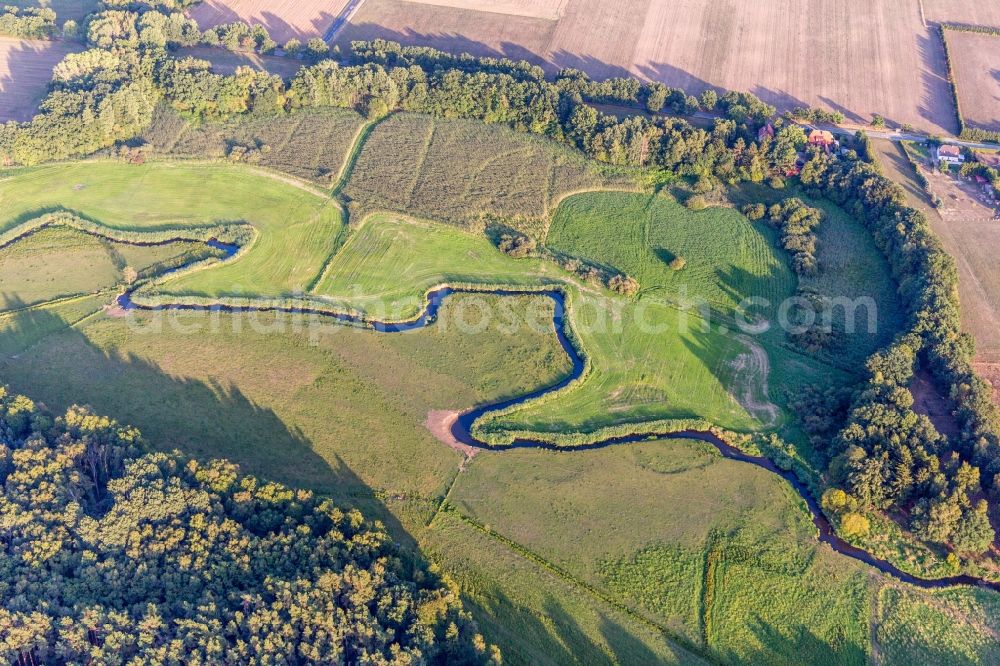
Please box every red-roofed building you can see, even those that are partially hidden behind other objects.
[937,144,964,165]
[808,130,836,148]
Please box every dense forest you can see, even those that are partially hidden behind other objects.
[0,6,56,39]
[0,388,496,664]
[2,0,999,566]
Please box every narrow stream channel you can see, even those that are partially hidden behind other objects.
[117,240,1000,593]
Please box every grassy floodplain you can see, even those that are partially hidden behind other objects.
[0,161,343,298]
[1,158,853,441]
[0,225,205,310]
[0,106,985,662]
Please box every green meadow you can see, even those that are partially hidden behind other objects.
[0,109,993,663]
[0,161,343,298]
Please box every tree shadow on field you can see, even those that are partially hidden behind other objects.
[726,616,867,666]
[917,28,961,135]
[0,298,417,548]
[464,587,701,665]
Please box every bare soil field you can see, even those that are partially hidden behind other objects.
[188,0,352,44]
[944,30,1000,133]
[923,1,1000,27]
[176,46,305,78]
[0,37,79,123]
[336,0,957,134]
[404,0,568,21]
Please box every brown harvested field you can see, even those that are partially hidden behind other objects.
[188,0,352,44]
[176,46,305,79]
[336,0,958,134]
[944,29,1000,133]
[923,1,1000,27]
[0,37,79,123]
[404,0,568,21]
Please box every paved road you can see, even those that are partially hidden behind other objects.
[323,0,366,42]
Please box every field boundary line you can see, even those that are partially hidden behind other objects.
[0,291,106,318]
[442,507,712,662]
[330,116,383,198]
[426,468,463,527]
[242,164,331,198]
[404,119,438,209]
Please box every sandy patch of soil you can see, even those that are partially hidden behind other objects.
[425,409,479,468]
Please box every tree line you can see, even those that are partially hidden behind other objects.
[795,144,1000,554]
[0,5,56,39]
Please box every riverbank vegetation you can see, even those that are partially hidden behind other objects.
[3,0,1000,657]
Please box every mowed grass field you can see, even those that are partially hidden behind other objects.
[944,29,1000,133]
[546,192,795,317]
[0,162,344,298]
[337,0,956,134]
[0,37,81,123]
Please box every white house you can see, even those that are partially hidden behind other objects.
[937,144,965,165]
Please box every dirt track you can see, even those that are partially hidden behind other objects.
[728,335,778,427]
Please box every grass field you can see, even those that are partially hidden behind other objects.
[0,128,998,658]
[4,294,996,664]
[450,438,871,662]
[343,113,635,232]
[0,161,344,298]
[546,191,795,317]
[0,225,207,310]
[142,105,367,184]
[314,205,845,438]
[875,584,1000,664]
[337,0,956,134]
[0,37,81,123]
[0,294,707,663]
[943,29,1000,133]
[0,156,848,440]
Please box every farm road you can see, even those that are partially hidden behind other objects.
[324,0,367,41]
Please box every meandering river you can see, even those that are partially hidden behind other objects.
[117,240,1000,593]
